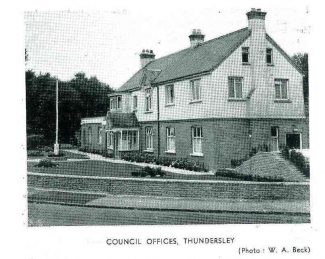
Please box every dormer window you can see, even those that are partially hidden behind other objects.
[266,48,273,65]
[242,47,249,64]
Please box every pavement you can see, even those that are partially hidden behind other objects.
[28,187,309,215]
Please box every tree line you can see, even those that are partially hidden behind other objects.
[26,71,114,146]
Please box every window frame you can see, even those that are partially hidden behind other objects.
[191,126,203,156]
[145,88,152,112]
[166,127,176,153]
[107,131,114,150]
[165,84,175,105]
[145,126,153,151]
[266,48,273,65]
[242,47,249,64]
[133,95,138,111]
[274,79,289,100]
[228,77,243,99]
[190,79,201,101]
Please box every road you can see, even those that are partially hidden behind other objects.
[28,187,310,226]
[28,202,310,226]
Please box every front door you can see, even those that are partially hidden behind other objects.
[270,126,279,151]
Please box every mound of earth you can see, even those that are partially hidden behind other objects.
[236,152,307,182]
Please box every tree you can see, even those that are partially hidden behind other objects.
[292,53,308,103]
[25,70,114,146]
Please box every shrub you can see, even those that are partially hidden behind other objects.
[215,168,285,182]
[27,150,44,157]
[143,166,156,177]
[156,167,165,177]
[131,171,140,177]
[281,146,290,160]
[230,158,246,168]
[47,151,65,157]
[290,150,310,178]
[35,159,58,168]
[155,157,173,167]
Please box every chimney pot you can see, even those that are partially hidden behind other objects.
[189,28,205,48]
[140,49,155,68]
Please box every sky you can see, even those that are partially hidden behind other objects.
[25,6,311,89]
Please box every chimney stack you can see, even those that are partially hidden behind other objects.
[140,49,155,68]
[246,8,267,32]
[189,29,205,48]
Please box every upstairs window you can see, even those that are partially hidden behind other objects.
[133,95,138,111]
[109,97,117,110]
[274,79,288,100]
[242,47,249,64]
[166,127,176,152]
[190,79,201,101]
[266,48,273,65]
[117,96,122,109]
[145,88,152,111]
[165,84,175,104]
[192,126,203,155]
[109,96,122,110]
[228,77,243,99]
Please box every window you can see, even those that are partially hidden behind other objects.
[107,131,114,149]
[192,126,203,155]
[133,95,138,111]
[98,127,102,145]
[271,126,279,137]
[82,129,86,144]
[110,96,122,110]
[109,97,116,110]
[145,88,152,111]
[128,131,138,150]
[145,127,153,150]
[228,77,243,99]
[117,96,122,109]
[242,47,249,63]
[88,127,92,144]
[274,79,288,100]
[166,127,176,152]
[165,85,174,104]
[266,48,273,64]
[190,79,201,101]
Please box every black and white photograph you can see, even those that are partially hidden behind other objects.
[25,6,310,226]
[2,0,324,258]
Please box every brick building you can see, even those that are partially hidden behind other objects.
[80,8,308,170]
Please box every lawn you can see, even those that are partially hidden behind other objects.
[27,160,236,181]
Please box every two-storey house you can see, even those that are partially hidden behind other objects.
[80,8,308,169]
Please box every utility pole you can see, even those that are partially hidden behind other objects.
[54,78,60,155]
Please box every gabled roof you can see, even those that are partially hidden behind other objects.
[117,27,251,92]
[106,112,139,128]
[266,34,304,75]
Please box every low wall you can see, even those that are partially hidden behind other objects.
[28,173,309,201]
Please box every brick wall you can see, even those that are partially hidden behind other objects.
[28,174,309,201]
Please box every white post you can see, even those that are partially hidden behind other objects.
[54,79,60,155]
